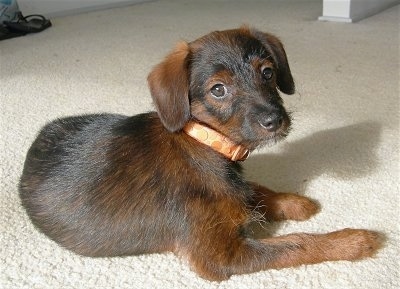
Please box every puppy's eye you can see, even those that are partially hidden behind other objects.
[210,84,227,98]
[262,67,273,80]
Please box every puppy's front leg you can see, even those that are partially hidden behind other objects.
[188,227,381,281]
[249,182,320,221]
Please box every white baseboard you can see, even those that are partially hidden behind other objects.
[18,0,155,18]
[318,16,353,23]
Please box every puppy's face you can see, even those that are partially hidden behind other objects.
[148,27,295,151]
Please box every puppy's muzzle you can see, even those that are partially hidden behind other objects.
[258,111,285,132]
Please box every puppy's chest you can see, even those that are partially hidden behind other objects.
[111,116,248,198]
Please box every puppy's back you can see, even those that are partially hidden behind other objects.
[19,113,187,256]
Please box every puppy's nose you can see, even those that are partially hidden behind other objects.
[259,113,284,132]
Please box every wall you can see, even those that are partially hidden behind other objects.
[350,0,398,21]
[319,0,398,22]
[17,0,153,18]
[321,0,351,20]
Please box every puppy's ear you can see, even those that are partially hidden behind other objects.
[251,29,295,95]
[147,42,191,132]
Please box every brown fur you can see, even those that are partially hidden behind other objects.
[19,27,381,281]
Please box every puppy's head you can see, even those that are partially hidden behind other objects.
[148,27,294,150]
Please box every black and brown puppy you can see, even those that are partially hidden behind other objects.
[19,27,380,281]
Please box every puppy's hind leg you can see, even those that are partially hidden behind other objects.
[249,182,320,221]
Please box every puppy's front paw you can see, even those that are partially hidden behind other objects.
[325,229,383,260]
[266,193,320,221]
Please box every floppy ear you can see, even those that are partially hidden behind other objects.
[251,29,295,95]
[147,42,191,132]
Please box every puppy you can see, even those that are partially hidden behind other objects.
[19,27,380,281]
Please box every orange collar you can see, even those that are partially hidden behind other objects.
[183,121,250,162]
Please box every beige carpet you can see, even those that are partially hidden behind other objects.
[1,0,399,288]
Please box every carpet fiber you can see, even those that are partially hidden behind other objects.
[1,1,399,288]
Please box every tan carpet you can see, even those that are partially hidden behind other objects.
[1,0,399,288]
